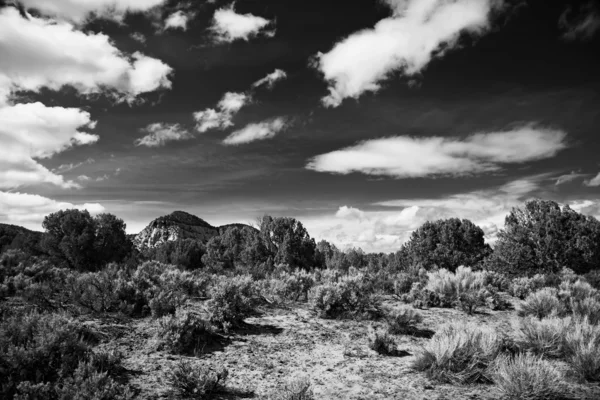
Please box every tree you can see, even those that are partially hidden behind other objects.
[259,216,317,270]
[487,199,600,276]
[399,218,491,272]
[42,209,131,270]
[202,226,269,270]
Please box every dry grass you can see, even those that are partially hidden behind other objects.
[411,321,503,384]
[513,316,571,358]
[491,353,566,400]
[518,288,565,319]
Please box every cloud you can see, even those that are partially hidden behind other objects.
[53,158,95,174]
[336,206,366,221]
[252,69,287,89]
[307,125,568,178]
[0,102,98,189]
[222,117,290,145]
[194,92,251,133]
[210,4,274,43]
[0,191,105,230]
[18,0,167,23]
[559,2,600,41]
[164,10,191,31]
[585,172,600,187]
[0,8,172,104]
[135,123,191,147]
[555,171,587,185]
[313,0,499,107]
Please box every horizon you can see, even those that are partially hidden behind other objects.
[1,0,600,253]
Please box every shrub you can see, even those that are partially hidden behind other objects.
[422,266,488,313]
[584,270,600,290]
[393,272,421,295]
[563,318,600,382]
[509,275,547,299]
[309,273,380,319]
[268,270,315,302]
[482,271,510,292]
[166,360,228,399]
[208,275,256,331]
[0,312,90,397]
[518,288,565,319]
[384,306,423,335]
[368,326,397,356]
[156,309,217,355]
[412,322,503,384]
[513,316,571,358]
[0,311,130,399]
[53,360,134,400]
[266,375,315,400]
[491,353,566,400]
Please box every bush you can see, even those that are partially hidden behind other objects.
[584,270,600,290]
[384,306,423,335]
[309,273,380,319]
[518,288,565,319]
[367,326,397,356]
[166,360,228,399]
[268,270,315,302]
[491,353,566,400]
[208,275,256,331]
[0,312,89,397]
[156,309,217,355]
[393,272,421,295]
[563,318,600,382]
[266,375,315,400]
[509,275,547,299]
[513,316,571,358]
[52,360,134,400]
[412,322,504,384]
[482,271,510,292]
[422,266,488,313]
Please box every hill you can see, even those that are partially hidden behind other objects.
[133,211,256,250]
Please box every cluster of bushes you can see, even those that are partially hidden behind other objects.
[368,305,423,356]
[411,276,600,398]
[0,311,133,399]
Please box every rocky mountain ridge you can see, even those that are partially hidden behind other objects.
[133,211,255,250]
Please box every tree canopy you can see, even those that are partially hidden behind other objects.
[487,199,600,276]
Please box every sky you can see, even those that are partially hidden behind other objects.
[0,0,599,253]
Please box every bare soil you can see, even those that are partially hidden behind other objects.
[86,297,600,399]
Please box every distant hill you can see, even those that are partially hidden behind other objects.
[133,211,256,250]
[0,223,42,254]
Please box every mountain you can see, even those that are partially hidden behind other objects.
[133,211,256,250]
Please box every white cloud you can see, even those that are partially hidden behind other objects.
[555,171,587,185]
[222,117,290,145]
[585,172,600,187]
[53,158,95,174]
[313,0,499,107]
[131,32,147,43]
[164,10,190,31]
[78,175,91,181]
[559,2,600,41]
[194,92,251,133]
[307,125,567,178]
[0,8,172,104]
[0,102,98,189]
[252,69,287,89]
[211,4,274,43]
[19,0,167,23]
[336,206,366,221]
[0,191,105,230]
[135,123,191,147]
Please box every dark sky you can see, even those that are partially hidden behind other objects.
[1,0,599,252]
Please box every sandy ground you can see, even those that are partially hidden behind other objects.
[87,297,600,399]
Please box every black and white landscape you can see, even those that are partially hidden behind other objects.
[1,1,600,399]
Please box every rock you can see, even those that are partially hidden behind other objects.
[133,211,257,251]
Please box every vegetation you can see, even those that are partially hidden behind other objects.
[1,200,600,398]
